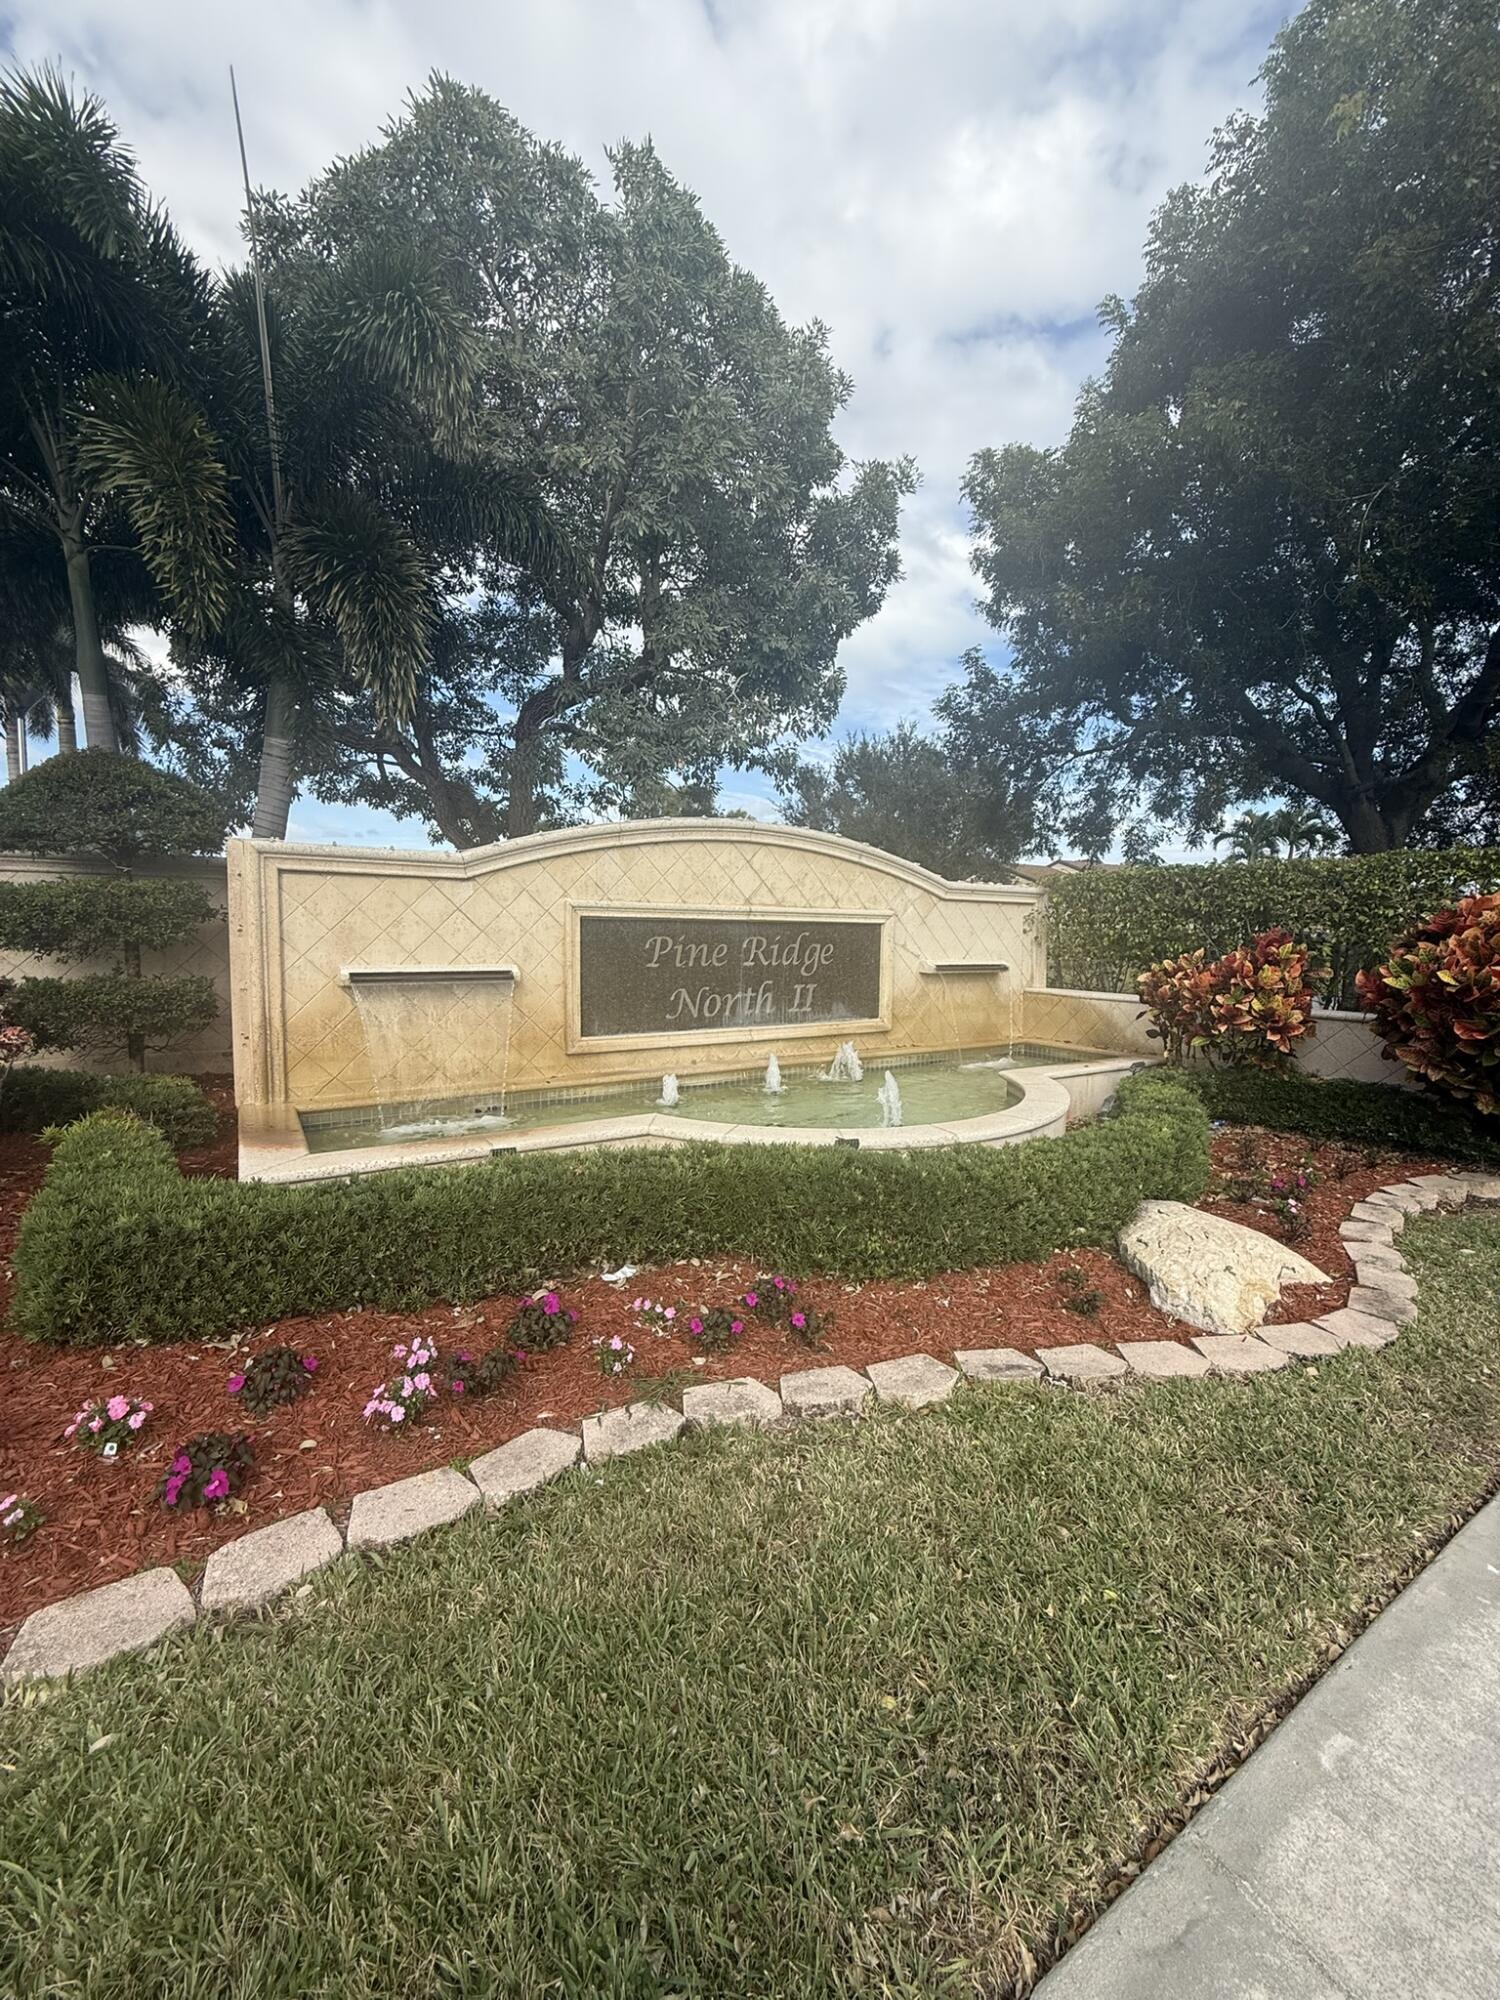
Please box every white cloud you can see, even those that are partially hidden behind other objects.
[4,0,1295,832]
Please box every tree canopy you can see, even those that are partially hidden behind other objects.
[956,0,1500,855]
[228,79,912,842]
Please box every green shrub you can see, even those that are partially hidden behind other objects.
[0,1068,217,1150]
[7,973,220,1059]
[0,877,217,956]
[11,1073,1211,1345]
[1045,851,1500,1004]
[0,751,228,861]
[1177,1065,1500,1165]
[0,751,225,1070]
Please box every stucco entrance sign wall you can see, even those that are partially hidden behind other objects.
[575,910,886,1044]
[227,818,1043,1147]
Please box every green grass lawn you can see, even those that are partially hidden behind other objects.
[4,1209,1499,2000]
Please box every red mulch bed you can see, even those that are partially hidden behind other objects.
[0,1094,1447,1632]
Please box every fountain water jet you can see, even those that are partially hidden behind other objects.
[877,1070,903,1127]
[657,1072,680,1108]
[764,1053,784,1094]
[822,1040,863,1083]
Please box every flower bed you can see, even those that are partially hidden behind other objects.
[0,1123,1443,1631]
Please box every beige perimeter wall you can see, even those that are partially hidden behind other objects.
[0,854,233,1074]
[228,821,1045,1136]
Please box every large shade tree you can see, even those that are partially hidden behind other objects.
[956,0,1500,855]
[0,68,232,754]
[254,79,911,843]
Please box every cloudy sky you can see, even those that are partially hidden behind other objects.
[5,0,1297,844]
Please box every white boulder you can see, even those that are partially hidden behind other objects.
[1118,1200,1328,1338]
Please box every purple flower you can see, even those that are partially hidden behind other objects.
[542,1291,561,1315]
[301,1355,319,1373]
[202,1468,229,1501]
[163,1475,184,1507]
[744,1291,758,1309]
[171,1452,192,1475]
[731,1320,743,1335]
[226,1373,246,1395]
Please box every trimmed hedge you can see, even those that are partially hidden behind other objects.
[7,972,220,1056]
[11,1071,1210,1345]
[1179,1065,1500,1166]
[0,1070,218,1151]
[1045,851,1500,1004]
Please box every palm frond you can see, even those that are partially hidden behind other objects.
[281,490,433,725]
[302,237,477,433]
[72,373,234,631]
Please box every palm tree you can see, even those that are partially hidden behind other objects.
[206,221,566,838]
[1213,809,1281,862]
[0,67,232,752]
[1265,803,1341,858]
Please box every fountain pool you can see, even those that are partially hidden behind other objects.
[298,1044,1120,1156]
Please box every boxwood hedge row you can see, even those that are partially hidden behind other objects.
[0,1069,218,1150]
[11,1071,1210,1346]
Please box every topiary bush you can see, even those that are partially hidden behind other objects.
[1138,931,1322,1068]
[11,1072,1211,1345]
[1356,893,1500,1115]
[0,750,228,1071]
[0,1067,217,1149]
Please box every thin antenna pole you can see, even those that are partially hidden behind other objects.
[230,65,285,531]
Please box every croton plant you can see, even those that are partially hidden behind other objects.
[1138,930,1323,1069]
[1357,893,1500,1115]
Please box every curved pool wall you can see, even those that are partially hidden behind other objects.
[242,1049,1148,1184]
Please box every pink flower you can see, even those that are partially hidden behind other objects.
[731,1320,743,1335]
[88,1417,103,1433]
[171,1453,191,1475]
[542,1292,560,1315]
[162,1475,184,1506]
[393,1343,408,1359]
[609,1335,624,1350]
[127,1409,147,1431]
[301,1355,319,1373]
[791,1312,807,1330]
[202,1468,229,1501]
[744,1291,758,1308]
[451,1381,465,1394]
[63,1422,77,1439]
[390,1405,405,1423]
[413,1372,432,1392]
[773,1277,786,1291]
[689,1318,703,1335]
[106,1395,130,1421]
[226,1373,246,1395]
[663,1306,676,1321]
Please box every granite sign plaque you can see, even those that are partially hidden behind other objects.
[577,914,884,1039]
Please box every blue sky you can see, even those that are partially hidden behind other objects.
[3,0,1299,850]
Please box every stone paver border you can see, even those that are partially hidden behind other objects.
[3,1173,1493,1682]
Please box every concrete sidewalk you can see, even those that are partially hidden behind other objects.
[1034,1494,1500,1999]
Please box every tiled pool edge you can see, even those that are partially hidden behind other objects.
[6,1171,1493,1684]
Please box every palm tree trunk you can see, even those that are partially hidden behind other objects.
[252,672,298,838]
[55,682,78,754]
[63,540,119,752]
[4,712,19,785]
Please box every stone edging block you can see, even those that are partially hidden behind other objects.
[953,1347,1043,1382]
[1042,1343,1128,1383]
[200,1507,344,1612]
[581,1401,685,1463]
[347,1466,479,1551]
[865,1353,960,1409]
[469,1428,581,1505]
[3,1567,195,1681]
[780,1365,872,1418]
[681,1378,783,1429]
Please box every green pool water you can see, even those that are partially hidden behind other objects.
[299,1044,1114,1153]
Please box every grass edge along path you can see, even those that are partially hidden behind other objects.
[2,1208,1497,2000]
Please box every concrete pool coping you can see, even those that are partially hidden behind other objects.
[238,1054,1148,1185]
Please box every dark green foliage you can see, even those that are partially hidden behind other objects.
[0,750,228,862]
[508,1291,578,1353]
[1045,852,1500,1004]
[686,1307,744,1355]
[11,1074,1211,1345]
[231,1347,317,1418]
[1179,1065,1500,1165]
[0,1067,215,1147]
[157,1432,254,1510]
[0,876,216,956]
[447,1344,520,1399]
[8,972,219,1057]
